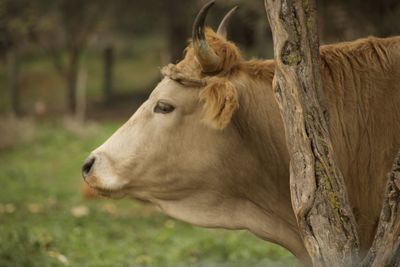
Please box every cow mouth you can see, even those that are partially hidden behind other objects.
[92,187,114,196]
[84,180,126,199]
[94,187,127,199]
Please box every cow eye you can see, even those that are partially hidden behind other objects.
[154,101,175,114]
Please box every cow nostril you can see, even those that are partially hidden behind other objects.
[82,156,96,179]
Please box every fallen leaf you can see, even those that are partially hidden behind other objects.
[28,203,44,214]
[164,219,175,229]
[70,205,89,217]
[48,250,69,266]
[0,203,16,214]
[47,197,58,206]
[101,203,118,216]
[135,254,154,265]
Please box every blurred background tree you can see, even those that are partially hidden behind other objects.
[35,0,113,116]
[0,0,41,116]
[1,0,397,119]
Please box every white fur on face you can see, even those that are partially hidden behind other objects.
[88,78,211,195]
[87,77,260,232]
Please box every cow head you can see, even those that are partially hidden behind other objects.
[82,1,274,230]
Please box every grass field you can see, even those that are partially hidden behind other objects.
[0,120,299,267]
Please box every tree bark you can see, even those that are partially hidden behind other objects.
[7,49,21,116]
[165,0,190,63]
[255,16,273,59]
[103,45,114,103]
[359,150,400,267]
[75,63,87,123]
[264,0,360,266]
[66,48,80,115]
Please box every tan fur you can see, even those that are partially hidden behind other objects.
[166,30,400,253]
[164,31,276,129]
[175,28,242,79]
[86,28,400,264]
[163,29,242,129]
[81,180,98,199]
[199,77,239,129]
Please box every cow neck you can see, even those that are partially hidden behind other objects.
[228,65,311,263]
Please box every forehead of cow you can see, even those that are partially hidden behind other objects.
[161,28,243,88]
[161,64,207,87]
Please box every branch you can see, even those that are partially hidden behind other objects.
[264,0,360,266]
[359,150,400,267]
[48,45,66,77]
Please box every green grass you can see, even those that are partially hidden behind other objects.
[0,121,299,267]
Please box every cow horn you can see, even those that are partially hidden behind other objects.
[192,0,221,74]
[217,6,238,38]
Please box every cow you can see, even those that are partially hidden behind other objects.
[81,1,400,264]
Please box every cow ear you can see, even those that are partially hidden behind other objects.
[199,79,239,129]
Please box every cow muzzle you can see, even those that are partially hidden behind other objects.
[82,155,96,179]
[81,151,128,196]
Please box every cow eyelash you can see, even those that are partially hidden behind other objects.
[154,101,175,114]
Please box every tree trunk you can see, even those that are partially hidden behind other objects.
[255,16,273,59]
[66,48,80,115]
[75,64,87,123]
[103,45,114,103]
[7,49,21,116]
[165,0,190,63]
[359,150,400,267]
[264,0,360,266]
